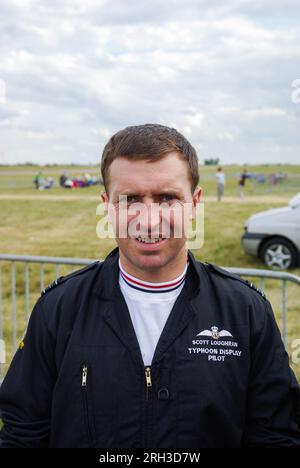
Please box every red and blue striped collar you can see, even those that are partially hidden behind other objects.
[119,260,188,294]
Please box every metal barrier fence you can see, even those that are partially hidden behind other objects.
[0,254,96,385]
[1,254,300,385]
[224,267,300,346]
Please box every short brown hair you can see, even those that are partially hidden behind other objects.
[101,123,199,192]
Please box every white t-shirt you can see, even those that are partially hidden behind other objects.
[216,172,226,185]
[119,260,188,366]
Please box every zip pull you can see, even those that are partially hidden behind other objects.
[145,366,152,400]
[82,365,88,387]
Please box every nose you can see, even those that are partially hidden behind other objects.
[139,198,161,235]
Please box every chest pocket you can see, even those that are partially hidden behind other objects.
[174,341,248,447]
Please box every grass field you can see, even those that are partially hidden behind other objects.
[0,163,299,382]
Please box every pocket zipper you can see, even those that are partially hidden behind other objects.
[82,365,88,387]
[81,364,93,446]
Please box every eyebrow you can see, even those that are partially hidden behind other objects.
[116,188,184,197]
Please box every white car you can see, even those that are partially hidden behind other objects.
[242,194,300,269]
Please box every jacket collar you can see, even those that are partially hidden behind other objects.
[93,245,201,300]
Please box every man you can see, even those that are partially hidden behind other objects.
[0,124,299,448]
[238,168,248,199]
[216,167,225,202]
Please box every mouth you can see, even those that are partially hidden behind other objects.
[133,235,167,249]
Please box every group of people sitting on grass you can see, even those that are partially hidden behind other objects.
[33,172,102,190]
[59,172,102,188]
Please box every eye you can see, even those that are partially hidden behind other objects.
[119,195,138,205]
[127,195,138,203]
[159,194,175,204]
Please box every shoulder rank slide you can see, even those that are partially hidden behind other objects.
[41,261,100,296]
[206,263,267,300]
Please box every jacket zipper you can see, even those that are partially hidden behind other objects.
[145,366,152,400]
[81,364,93,447]
[144,366,153,447]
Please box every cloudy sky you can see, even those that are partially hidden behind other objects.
[0,0,299,165]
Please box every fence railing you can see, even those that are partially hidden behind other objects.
[224,267,300,346]
[1,254,300,385]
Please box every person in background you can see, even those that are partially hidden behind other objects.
[216,167,225,202]
[33,172,42,190]
[238,169,248,199]
[38,177,54,190]
[59,172,68,188]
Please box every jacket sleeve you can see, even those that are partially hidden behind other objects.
[0,297,57,448]
[242,299,300,447]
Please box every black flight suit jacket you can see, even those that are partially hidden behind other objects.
[0,247,299,448]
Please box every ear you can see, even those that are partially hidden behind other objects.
[191,186,202,220]
[101,191,109,212]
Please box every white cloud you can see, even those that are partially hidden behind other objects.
[0,0,299,165]
[244,107,287,118]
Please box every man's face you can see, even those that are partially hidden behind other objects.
[101,152,201,273]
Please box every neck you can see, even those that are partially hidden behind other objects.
[119,248,188,283]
